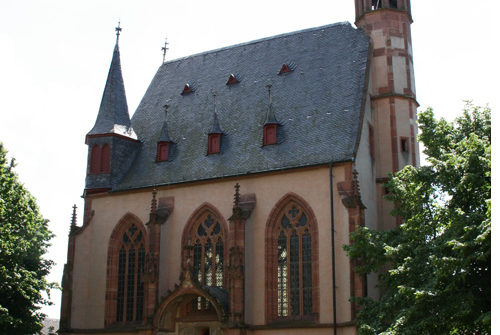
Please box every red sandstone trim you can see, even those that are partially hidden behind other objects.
[104,213,149,327]
[264,193,319,324]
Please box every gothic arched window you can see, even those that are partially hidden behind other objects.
[182,206,227,311]
[265,195,319,323]
[189,212,225,287]
[105,214,147,326]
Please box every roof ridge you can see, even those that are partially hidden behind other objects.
[161,21,353,66]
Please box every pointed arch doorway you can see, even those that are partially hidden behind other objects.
[154,272,228,335]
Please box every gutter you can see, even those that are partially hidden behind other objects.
[329,162,337,335]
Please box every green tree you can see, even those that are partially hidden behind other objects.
[345,103,491,334]
[0,143,55,334]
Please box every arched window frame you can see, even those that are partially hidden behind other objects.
[265,193,319,323]
[105,213,148,326]
[181,203,228,290]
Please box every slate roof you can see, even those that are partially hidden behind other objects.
[114,22,370,191]
[88,43,137,139]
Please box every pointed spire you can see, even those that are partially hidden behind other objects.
[70,204,77,227]
[69,204,78,234]
[150,188,158,214]
[233,183,241,209]
[264,84,279,125]
[159,99,173,142]
[210,92,223,134]
[87,23,137,140]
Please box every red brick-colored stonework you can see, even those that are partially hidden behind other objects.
[264,192,319,324]
[339,164,366,319]
[104,212,149,327]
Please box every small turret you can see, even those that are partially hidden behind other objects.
[84,23,140,194]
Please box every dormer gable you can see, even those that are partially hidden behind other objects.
[208,95,223,155]
[278,62,296,75]
[226,73,240,85]
[181,83,194,95]
[263,84,280,146]
[156,121,174,162]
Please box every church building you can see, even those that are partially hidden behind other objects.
[59,1,419,334]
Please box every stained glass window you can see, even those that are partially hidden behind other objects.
[186,212,225,311]
[115,223,145,323]
[274,201,314,319]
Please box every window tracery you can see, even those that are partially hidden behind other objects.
[105,215,147,326]
[184,209,226,311]
[266,196,318,322]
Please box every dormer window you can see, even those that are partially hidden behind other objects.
[263,124,277,146]
[157,142,170,162]
[278,62,295,75]
[226,74,240,85]
[208,133,221,154]
[181,83,193,95]
[279,64,291,75]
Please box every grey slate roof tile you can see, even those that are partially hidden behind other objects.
[114,22,370,191]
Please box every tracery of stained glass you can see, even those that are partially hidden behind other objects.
[187,212,225,311]
[275,202,313,318]
[115,224,145,323]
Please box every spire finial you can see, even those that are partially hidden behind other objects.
[266,83,272,105]
[163,99,171,117]
[212,91,217,111]
[115,20,122,44]
[162,37,169,64]
[71,204,77,227]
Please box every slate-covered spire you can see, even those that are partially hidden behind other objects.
[264,84,279,125]
[210,93,223,134]
[159,100,173,142]
[87,25,136,140]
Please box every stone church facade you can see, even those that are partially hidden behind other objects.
[59,1,419,334]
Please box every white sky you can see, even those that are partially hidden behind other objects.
[0,0,497,321]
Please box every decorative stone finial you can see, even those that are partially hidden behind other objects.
[150,187,158,214]
[71,204,77,227]
[233,183,240,209]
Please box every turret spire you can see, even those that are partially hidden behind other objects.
[87,23,137,141]
[210,92,223,134]
[264,84,278,125]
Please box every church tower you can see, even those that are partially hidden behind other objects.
[85,25,140,195]
[355,0,419,230]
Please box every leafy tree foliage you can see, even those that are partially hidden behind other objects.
[0,143,55,334]
[345,103,491,334]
